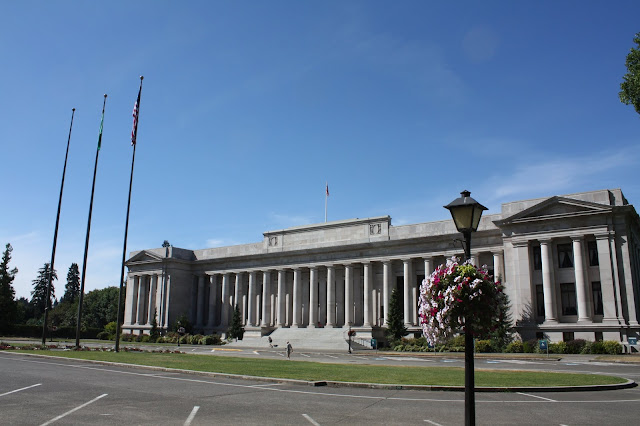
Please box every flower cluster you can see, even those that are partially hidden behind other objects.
[418,256,503,345]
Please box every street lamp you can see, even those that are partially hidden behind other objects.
[444,190,487,426]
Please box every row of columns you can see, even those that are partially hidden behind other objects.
[533,235,621,323]
[127,273,170,328]
[187,252,504,332]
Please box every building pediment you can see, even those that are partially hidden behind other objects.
[494,196,612,227]
[126,250,164,264]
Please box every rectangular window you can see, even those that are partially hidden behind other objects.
[560,283,577,315]
[592,281,604,316]
[536,285,545,317]
[588,241,599,266]
[533,246,542,270]
[563,332,575,342]
[595,332,603,342]
[557,243,574,268]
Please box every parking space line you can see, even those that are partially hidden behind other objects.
[0,383,41,397]
[40,393,108,426]
[184,406,199,426]
[325,355,338,359]
[424,420,443,426]
[299,353,311,357]
[302,413,321,425]
[516,392,557,402]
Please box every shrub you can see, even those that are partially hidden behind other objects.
[589,341,606,354]
[189,334,204,345]
[104,322,117,336]
[566,339,587,354]
[200,335,221,345]
[140,335,151,343]
[603,340,622,355]
[523,339,539,353]
[505,341,524,353]
[475,340,493,353]
[548,342,567,354]
[120,333,134,342]
[96,331,111,340]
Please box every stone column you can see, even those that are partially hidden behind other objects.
[540,239,558,323]
[344,264,353,326]
[292,268,302,327]
[220,273,231,328]
[573,237,590,322]
[248,271,257,326]
[309,267,318,327]
[234,272,245,324]
[277,270,286,327]
[155,274,164,326]
[492,252,504,282]
[207,274,217,328]
[319,269,327,326]
[424,257,433,278]
[363,262,372,327]
[128,275,139,324]
[163,275,171,328]
[403,259,412,327]
[196,274,205,327]
[595,234,620,323]
[136,275,147,325]
[147,274,158,325]
[326,265,336,327]
[382,260,391,326]
[261,271,271,327]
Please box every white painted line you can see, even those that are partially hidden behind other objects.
[40,393,108,426]
[184,406,199,426]
[300,353,311,358]
[251,383,284,387]
[325,355,338,359]
[302,413,321,425]
[517,392,557,402]
[0,383,41,397]
[276,352,285,357]
[424,420,443,426]
[252,351,260,355]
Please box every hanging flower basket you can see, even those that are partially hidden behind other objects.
[418,256,504,345]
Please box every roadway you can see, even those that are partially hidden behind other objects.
[1,350,640,425]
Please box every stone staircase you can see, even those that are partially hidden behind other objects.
[226,326,374,351]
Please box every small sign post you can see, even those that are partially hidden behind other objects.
[539,339,549,357]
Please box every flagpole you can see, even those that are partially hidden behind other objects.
[116,76,143,352]
[325,182,328,223]
[75,94,107,348]
[41,108,75,346]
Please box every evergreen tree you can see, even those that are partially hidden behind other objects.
[385,287,408,343]
[62,263,80,303]
[150,309,159,341]
[227,305,244,340]
[0,243,19,333]
[488,278,514,351]
[30,263,57,318]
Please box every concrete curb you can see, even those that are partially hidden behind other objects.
[2,351,636,393]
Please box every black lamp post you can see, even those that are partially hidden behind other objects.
[444,190,487,426]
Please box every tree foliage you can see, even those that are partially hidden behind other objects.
[30,263,57,318]
[80,286,119,330]
[0,243,19,333]
[227,305,244,340]
[62,263,80,304]
[619,32,640,116]
[385,287,408,343]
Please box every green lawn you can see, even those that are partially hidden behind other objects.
[10,350,627,387]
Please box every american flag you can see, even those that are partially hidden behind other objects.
[326,183,329,196]
[131,85,141,146]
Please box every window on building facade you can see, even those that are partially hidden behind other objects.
[588,241,599,266]
[563,332,575,342]
[557,243,573,268]
[535,284,545,317]
[592,281,604,316]
[595,332,603,342]
[533,246,542,270]
[560,283,577,315]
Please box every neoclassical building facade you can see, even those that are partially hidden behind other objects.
[123,189,640,344]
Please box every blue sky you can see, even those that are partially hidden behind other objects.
[1,1,639,300]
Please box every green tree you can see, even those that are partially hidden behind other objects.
[488,277,514,351]
[81,286,119,330]
[619,32,640,116]
[0,243,19,333]
[227,305,244,340]
[385,287,407,343]
[30,263,57,319]
[62,263,80,304]
[149,309,159,341]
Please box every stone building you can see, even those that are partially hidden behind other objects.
[123,189,640,347]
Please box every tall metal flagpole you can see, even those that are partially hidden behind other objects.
[41,108,75,346]
[325,182,328,223]
[75,95,107,348]
[115,76,143,352]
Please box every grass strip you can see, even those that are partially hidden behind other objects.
[12,350,626,387]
